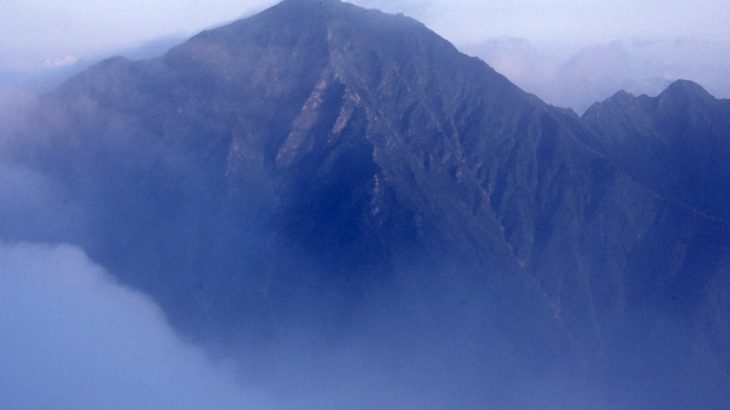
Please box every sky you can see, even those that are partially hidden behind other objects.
[1,0,729,110]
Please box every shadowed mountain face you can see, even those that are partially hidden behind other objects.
[4,0,730,408]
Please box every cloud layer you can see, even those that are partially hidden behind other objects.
[0,243,274,410]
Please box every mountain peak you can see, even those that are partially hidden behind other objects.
[660,79,713,101]
[581,89,640,117]
[607,89,637,103]
[274,0,345,13]
[180,0,420,49]
[279,0,342,6]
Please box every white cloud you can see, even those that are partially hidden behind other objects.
[0,243,276,410]
[43,54,80,69]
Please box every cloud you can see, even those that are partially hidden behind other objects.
[466,37,730,112]
[0,242,275,410]
[0,99,615,410]
[0,93,86,244]
[0,242,614,407]
[42,54,79,69]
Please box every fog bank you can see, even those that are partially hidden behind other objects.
[0,243,275,410]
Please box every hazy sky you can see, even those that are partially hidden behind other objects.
[2,0,728,66]
[2,0,729,108]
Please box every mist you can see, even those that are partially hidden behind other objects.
[0,169,616,409]
[0,99,616,410]
[0,243,277,410]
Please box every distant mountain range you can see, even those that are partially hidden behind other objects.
[4,0,729,408]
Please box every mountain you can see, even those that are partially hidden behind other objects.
[583,80,730,220]
[5,0,730,408]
